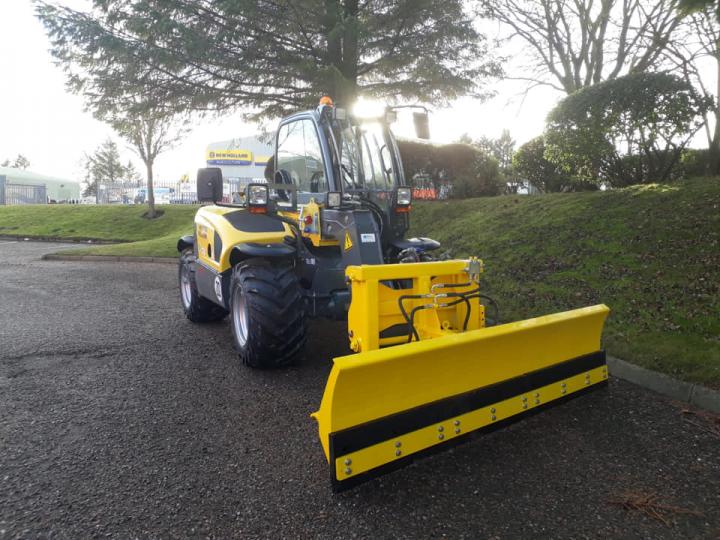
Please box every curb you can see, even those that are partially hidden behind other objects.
[41,253,176,264]
[0,235,119,244]
[608,356,720,414]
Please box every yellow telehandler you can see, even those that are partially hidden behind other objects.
[178,98,610,490]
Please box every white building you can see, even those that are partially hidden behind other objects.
[206,136,273,188]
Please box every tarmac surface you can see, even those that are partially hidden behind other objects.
[1,240,719,539]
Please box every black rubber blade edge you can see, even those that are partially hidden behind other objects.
[329,351,607,492]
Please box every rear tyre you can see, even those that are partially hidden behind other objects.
[230,259,307,368]
[179,249,228,323]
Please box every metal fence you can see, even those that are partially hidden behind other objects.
[0,176,264,205]
[94,180,194,205]
[0,180,47,205]
[93,178,259,205]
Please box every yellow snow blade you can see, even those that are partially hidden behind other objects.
[312,304,609,491]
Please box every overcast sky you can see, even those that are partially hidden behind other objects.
[0,1,597,182]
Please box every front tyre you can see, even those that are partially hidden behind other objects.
[179,249,228,323]
[230,259,307,368]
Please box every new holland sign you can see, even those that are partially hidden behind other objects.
[206,149,253,166]
[206,150,272,167]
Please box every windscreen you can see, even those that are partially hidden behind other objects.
[338,122,397,192]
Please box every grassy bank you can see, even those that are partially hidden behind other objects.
[0,204,196,257]
[1,179,717,386]
[410,178,719,387]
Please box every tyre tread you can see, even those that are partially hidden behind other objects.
[179,249,228,323]
[230,259,307,368]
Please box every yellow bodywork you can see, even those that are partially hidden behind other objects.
[311,259,610,488]
[345,260,484,351]
[194,201,338,273]
[297,199,339,247]
[194,205,293,272]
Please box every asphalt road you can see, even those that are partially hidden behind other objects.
[1,241,718,539]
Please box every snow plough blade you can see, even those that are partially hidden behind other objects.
[311,261,609,491]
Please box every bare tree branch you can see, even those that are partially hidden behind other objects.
[479,0,680,94]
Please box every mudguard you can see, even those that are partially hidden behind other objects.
[177,235,194,253]
[229,242,296,265]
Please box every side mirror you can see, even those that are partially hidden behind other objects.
[413,111,430,140]
[197,167,223,203]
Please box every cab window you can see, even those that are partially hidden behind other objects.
[276,119,327,199]
[363,123,394,190]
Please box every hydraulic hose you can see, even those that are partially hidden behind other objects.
[399,287,481,343]
[478,294,500,327]
[398,293,428,342]
[407,294,472,343]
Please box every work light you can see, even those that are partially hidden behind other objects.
[395,187,412,214]
[247,184,269,213]
[397,187,412,206]
[334,108,347,121]
[326,191,342,208]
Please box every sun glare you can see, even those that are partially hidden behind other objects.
[352,98,386,119]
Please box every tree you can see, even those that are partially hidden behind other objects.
[667,4,720,173]
[492,130,515,175]
[111,110,188,218]
[479,0,680,94]
[465,130,518,192]
[457,133,474,145]
[83,139,130,198]
[36,0,499,120]
[513,136,571,192]
[1,154,31,169]
[545,72,713,186]
[450,152,502,198]
[678,0,719,20]
[125,161,142,187]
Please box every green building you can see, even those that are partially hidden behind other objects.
[0,166,81,204]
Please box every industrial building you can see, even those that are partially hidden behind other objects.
[0,166,80,204]
[206,136,273,185]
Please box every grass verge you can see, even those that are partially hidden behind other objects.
[410,178,719,388]
[0,204,196,257]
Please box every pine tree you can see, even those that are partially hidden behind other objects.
[36,0,499,119]
[82,139,128,198]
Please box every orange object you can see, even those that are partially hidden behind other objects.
[319,96,334,106]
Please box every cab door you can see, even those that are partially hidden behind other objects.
[275,116,332,206]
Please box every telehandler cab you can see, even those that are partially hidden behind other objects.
[178,98,610,490]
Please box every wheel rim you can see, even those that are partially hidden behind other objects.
[232,286,249,347]
[180,266,192,309]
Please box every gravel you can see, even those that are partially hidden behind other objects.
[1,241,718,539]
